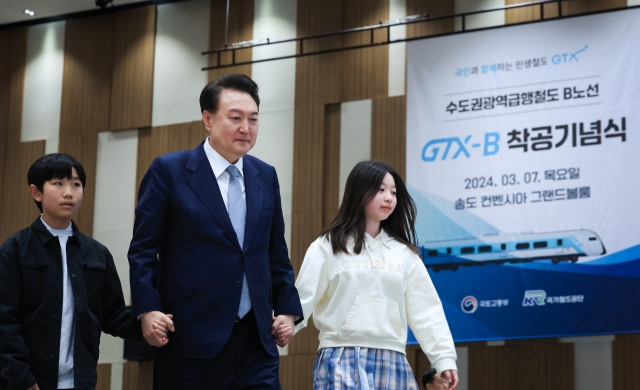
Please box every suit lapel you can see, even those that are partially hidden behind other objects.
[186,142,241,250]
[243,157,263,252]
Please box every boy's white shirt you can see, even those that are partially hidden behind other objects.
[294,229,457,374]
[41,217,75,389]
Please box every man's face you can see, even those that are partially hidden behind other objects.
[426,373,449,390]
[203,88,259,163]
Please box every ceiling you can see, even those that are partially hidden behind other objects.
[0,0,148,26]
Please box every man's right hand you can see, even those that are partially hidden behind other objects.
[141,311,175,347]
[26,384,40,390]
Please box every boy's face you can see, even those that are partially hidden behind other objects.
[30,167,84,229]
[426,373,450,390]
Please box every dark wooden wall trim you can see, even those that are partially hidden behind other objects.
[109,6,157,131]
[613,334,640,390]
[59,13,115,236]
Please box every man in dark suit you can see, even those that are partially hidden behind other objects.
[128,74,303,389]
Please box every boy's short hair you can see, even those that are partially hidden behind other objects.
[27,153,86,212]
[422,368,437,388]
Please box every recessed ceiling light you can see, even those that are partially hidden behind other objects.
[24,9,36,16]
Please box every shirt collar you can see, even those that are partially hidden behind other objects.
[32,217,80,244]
[203,137,244,179]
[364,228,391,242]
[40,216,73,234]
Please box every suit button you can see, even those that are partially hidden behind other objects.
[235,281,241,288]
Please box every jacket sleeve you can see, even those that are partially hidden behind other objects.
[268,168,304,323]
[293,239,329,334]
[0,241,38,390]
[100,248,143,341]
[404,249,457,374]
[128,157,170,318]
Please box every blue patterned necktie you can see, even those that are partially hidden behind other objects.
[226,165,251,318]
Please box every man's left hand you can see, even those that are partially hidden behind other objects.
[271,314,295,348]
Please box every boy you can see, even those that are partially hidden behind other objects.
[0,154,167,390]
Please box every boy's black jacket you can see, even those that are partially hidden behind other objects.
[0,218,143,390]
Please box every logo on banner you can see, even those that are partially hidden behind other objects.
[421,133,500,162]
[461,296,478,313]
[552,45,588,64]
[522,290,547,306]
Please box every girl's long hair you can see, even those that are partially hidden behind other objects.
[320,160,418,255]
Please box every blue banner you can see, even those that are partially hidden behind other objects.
[406,9,640,342]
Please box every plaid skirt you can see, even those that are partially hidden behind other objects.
[313,347,420,390]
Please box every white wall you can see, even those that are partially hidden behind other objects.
[629,0,640,6]
[388,0,406,97]
[339,100,372,204]
[93,130,139,366]
[152,0,210,127]
[560,335,614,390]
[455,0,505,31]
[21,21,65,153]
[455,346,469,390]
[250,0,297,255]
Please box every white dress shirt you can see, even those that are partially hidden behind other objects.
[203,138,246,208]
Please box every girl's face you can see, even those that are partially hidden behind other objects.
[364,172,397,225]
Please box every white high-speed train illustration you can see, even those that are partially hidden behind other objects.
[420,230,606,271]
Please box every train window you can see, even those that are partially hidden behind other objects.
[515,243,530,249]
[533,241,548,248]
[461,247,475,254]
[427,250,438,257]
[557,239,563,246]
[446,248,452,255]
[589,237,597,241]
[501,243,506,250]
[478,245,492,253]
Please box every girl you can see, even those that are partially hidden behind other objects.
[294,160,458,389]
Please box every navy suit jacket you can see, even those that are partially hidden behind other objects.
[128,142,303,358]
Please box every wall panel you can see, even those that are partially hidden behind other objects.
[60,14,114,138]
[152,0,210,127]
[341,0,389,102]
[562,0,626,14]
[294,0,345,107]
[0,27,44,242]
[339,100,372,202]
[21,21,65,145]
[280,353,316,390]
[406,0,455,39]
[57,134,98,236]
[109,6,156,131]
[468,341,574,390]
[323,104,341,227]
[506,0,625,22]
[0,141,46,241]
[208,0,254,81]
[122,361,154,390]
[506,0,559,23]
[96,363,112,390]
